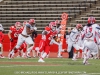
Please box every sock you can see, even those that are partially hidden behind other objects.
[0,52,2,55]
[82,52,84,58]
[40,51,44,56]
[27,46,33,56]
[73,53,77,59]
[12,52,15,57]
[22,53,26,57]
[8,50,14,58]
[18,50,22,57]
[87,50,91,59]
[41,52,47,59]
[58,43,62,56]
[83,50,91,64]
[32,50,36,57]
[83,54,87,63]
[46,54,49,58]
[77,52,80,58]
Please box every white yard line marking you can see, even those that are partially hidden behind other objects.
[0,65,60,67]
[88,73,100,74]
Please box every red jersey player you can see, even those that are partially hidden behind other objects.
[38,23,58,62]
[0,24,4,58]
[8,22,22,52]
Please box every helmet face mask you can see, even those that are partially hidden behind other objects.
[15,22,21,30]
[29,19,35,26]
[55,20,61,28]
[76,24,83,31]
[31,23,35,27]
[78,27,83,31]
[49,22,57,31]
[23,21,28,27]
[52,26,57,31]
[16,25,21,30]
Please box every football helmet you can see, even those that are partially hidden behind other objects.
[88,16,95,24]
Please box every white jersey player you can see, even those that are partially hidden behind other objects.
[82,16,99,65]
[8,19,37,59]
[91,23,100,59]
[67,24,83,60]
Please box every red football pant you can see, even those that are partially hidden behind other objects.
[10,40,17,51]
[39,40,50,54]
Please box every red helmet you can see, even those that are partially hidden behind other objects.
[49,22,56,28]
[23,21,28,25]
[76,24,83,29]
[45,26,51,31]
[88,16,95,24]
[55,20,60,25]
[29,19,35,24]
[15,22,21,27]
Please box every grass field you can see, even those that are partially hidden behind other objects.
[0,58,100,75]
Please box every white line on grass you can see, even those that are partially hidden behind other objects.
[89,73,100,74]
[0,60,83,62]
[0,65,60,67]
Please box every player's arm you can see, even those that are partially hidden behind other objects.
[41,31,47,40]
[0,33,4,43]
[31,30,37,40]
[8,30,13,42]
[26,24,34,35]
[81,27,86,40]
[69,30,76,42]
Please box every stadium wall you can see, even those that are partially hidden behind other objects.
[3,34,67,52]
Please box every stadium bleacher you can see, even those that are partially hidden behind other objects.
[0,0,99,33]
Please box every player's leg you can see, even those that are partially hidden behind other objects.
[0,43,4,58]
[72,44,80,60]
[17,49,22,58]
[50,39,63,57]
[25,37,34,58]
[38,40,45,56]
[83,41,97,65]
[67,39,73,53]
[98,49,100,59]
[97,45,100,59]
[32,50,36,58]
[91,43,99,59]
[8,34,24,59]
[83,50,91,65]
[38,45,50,62]
[57,42,63,58]
[32,43,36,58]
[77,50,81,58]
[46,51,50,58]
[22,43,27,58]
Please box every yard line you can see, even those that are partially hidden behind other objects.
[0,65,61,67]
[88,73,100,75]
[79,73,100,75]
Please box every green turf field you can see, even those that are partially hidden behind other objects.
[0,58,100,75]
